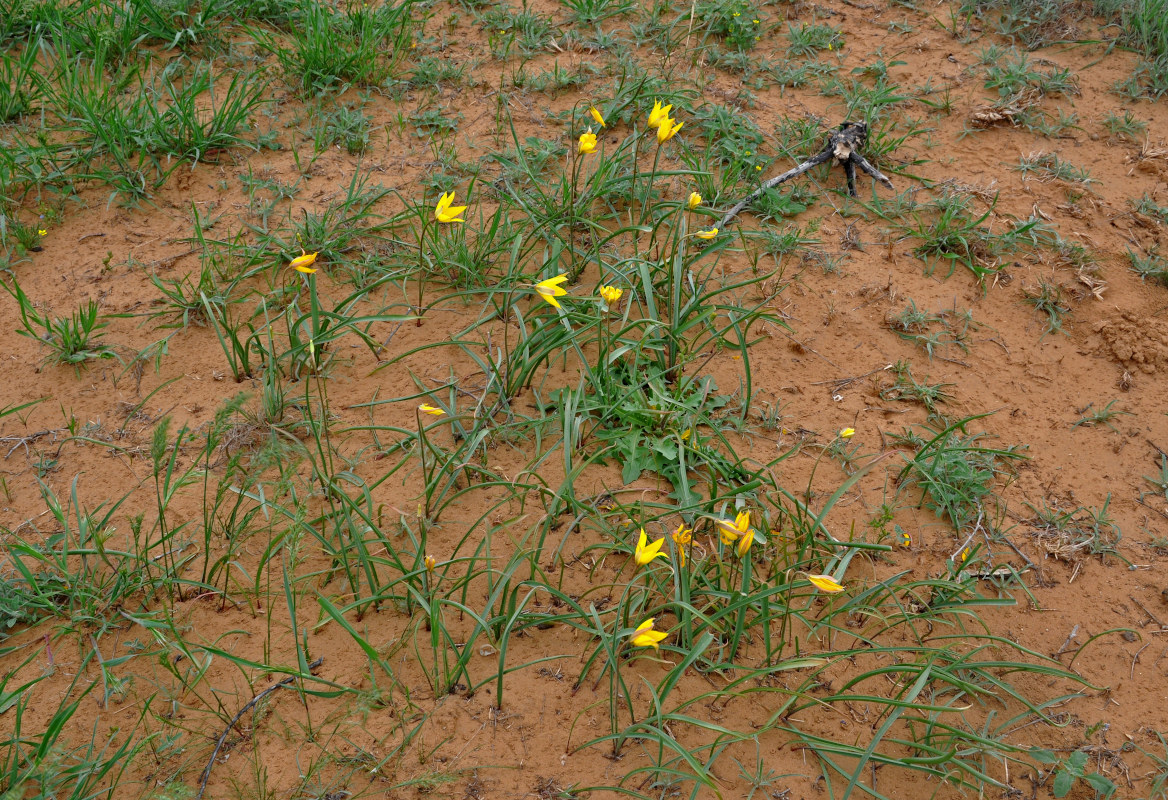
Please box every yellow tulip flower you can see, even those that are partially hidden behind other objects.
[695,227,718,240]
[630,618,668,649]
[434,191,467,224]
[578,129,598,154]
[715,510,751,546]
[807,574,845,593]
[634,528,668,567]
[648,100,672,128]
[589,106,606,127]
[656,115,682,143]
[687,192,702,210]
[598,285,622,306]
[290,250,319,273]
[840,427,855,439]
[736,529,757,558]
[419,404,445,416]
[534,274,569,309]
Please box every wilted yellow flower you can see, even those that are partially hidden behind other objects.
[290,250,319,273]
[648,100,672,128]
[672,524,692,546]
[534,273,569,308]
[578,129,598,154]
[634,528,668,567]
[687,192,702,210]
[434,191,467,224]
[598,285,622,306]
[840,427,855,439]
[715,511,751,546]
[807,574,845,593]
[694,227,718,240]
[424,554,436,574]
[419,404,445,416]
[589,106,606,127]
[630,618,668,649]
[736,529,757,558]
[656,115,682,143]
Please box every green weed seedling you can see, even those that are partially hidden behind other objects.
[1102,109,1148,140]
[898,414,1027,531]
[786,21,842,58]
[311,105,371,154]
[1129,246,1168,285]
[1132,195,1168,225]
[880,360,953,413]
[1023,279,1071,338]
[7,279,118,371]
[1032,749,1117,799]
[1015,152,1094,184]
[984,51,1078,97]
[1071,399,1131,432]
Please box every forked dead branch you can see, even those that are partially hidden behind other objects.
[717,121,893,230]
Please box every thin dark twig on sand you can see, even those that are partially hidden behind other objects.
[717,121,893,230]
[196,657,325,800]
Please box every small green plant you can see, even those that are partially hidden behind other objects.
[898,414,1027,531]
[1129,246,1168,285]
[266,0,416,95]
[312,105,371,154]
[984,51,1078,97]
[1071,399,1131,431]
[6,280,118,370]
[409,55,469,88]
[559,0,634,25]
[883,188,1041,283]
[696,0,766,51]
[1023,279,1071,337]
[1142,454,1168,502]
[1026,496,1123,562]
[1015,151,1094,184]
[880,361,953,412]
[1102,108,1148,139]
[1032,749,1118,798]
[1132,195,1168,225]
[786,22,842,57]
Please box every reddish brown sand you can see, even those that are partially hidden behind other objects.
[2,0,1168,798]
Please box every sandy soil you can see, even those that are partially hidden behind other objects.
[3,0,1168,798]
